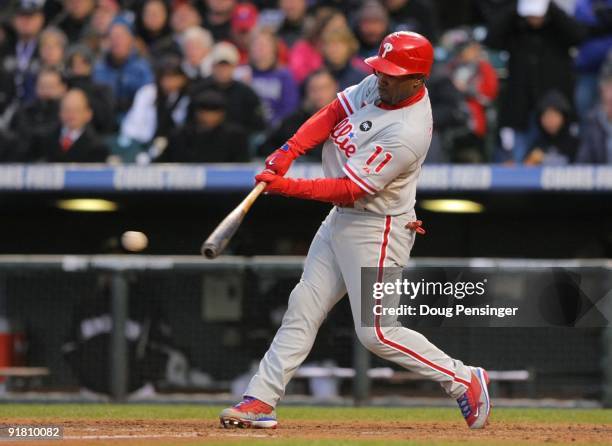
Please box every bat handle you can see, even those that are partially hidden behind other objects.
[251,181,267,199]
[238,181,267,212]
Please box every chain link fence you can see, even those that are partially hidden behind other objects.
[0,256,610,406]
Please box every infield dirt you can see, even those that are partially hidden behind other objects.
[7,417,612,445]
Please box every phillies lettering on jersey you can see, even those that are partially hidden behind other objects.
[321,74,433,215]
[331,118,357,157]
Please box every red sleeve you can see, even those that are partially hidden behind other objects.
[276,176,368,205]
[477,61,499,101]
[286,98,347,156]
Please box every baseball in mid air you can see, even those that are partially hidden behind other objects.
[121,231,149,252]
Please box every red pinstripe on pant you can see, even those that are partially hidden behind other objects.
[374,215,471,388]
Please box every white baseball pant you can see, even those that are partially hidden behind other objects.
[245,207,472,406]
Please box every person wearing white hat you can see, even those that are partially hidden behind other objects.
[189,42,266,136]
[517,0,551,18]
[485,0,587,163]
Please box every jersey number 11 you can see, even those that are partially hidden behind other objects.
[366,146,393,173]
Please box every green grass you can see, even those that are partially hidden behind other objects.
[0,404,610,424]
[0,405,610,445]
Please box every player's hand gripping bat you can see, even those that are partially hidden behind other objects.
[200,181,267,259]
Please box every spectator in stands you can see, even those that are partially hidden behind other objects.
[136,0,172,52]
[39,27,67,70]
[231,2,259,65]
[577,57,612,163]
[4,0,46,103]
[191,42,265,136]
[573,0,612,119]
[485,0,586,162]
[524,90,578,165]
[383,0,440,43]
[277,0,308,48]
[355,0,390,58]
[260,68,338,160]
[437,28,499,162]
[88,0,120,53]
[199,0,236,41]
[151,2,202,57]
[181,27,214,80]
[11,66,67,148]
[246,30,299,126]
[427,67,471,163]
[25,88,109,162]
[320,28,368,90]
[288,7,347,83]
[93,16,154,120]
[51,0,95,43]
[121,55,190,146]
[161,91,249,162]
[65,44,115,134]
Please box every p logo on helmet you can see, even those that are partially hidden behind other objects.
[365,31,434,77]
[382,42,393,59]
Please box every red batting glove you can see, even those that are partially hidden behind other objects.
[255,170,289,194]
[405,220,426,235]
[264,144,297,176]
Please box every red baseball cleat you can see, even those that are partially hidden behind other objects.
[219,396,278,429]
[456,367,491,429]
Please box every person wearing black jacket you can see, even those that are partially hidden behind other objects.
[160,91,249,163]
[25,88,108,162]
[197,0,234,41]
[135,0,173,52]
[485,0,587,162]
[10,66,66,147]
[276,0,308,48]
[427,64,472,163]
[51,0,95,43]
[1,1,46,104]
[524,90,579,165]
[190,42,265,137]
[384,0,440,43]
[65,44,115,134]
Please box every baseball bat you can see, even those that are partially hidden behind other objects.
[200,182,267,259]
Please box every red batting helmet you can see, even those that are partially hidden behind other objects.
[365,31,434,77]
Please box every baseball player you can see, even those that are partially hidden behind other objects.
[220,32,491,430]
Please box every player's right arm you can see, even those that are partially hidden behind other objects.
[264,75,378,176]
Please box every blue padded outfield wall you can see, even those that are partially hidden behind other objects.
[0,164,611,192]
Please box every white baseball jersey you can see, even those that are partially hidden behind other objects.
[244,80,476,410]
[321,74,433,215]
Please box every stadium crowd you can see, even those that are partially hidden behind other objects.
[0,0,610,164]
